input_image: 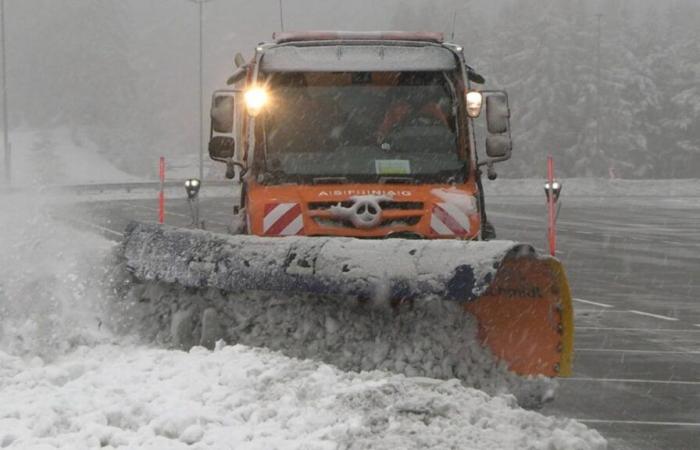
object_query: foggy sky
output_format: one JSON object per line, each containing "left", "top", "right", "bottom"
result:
{"left": 2, "top": 0, "right": 699, "bottom": 178}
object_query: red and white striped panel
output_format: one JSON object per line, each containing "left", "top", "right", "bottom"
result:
{"left": 263, "top": 203, "right": 305, "bottom": 236}
{"left": 430, "top": 203, "right": 471, "bottom": 236}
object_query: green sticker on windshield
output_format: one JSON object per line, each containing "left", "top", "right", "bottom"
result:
{"left": 375, "top": 160, "right": 411, "bottom": 175}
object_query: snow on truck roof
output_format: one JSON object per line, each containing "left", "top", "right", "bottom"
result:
{"left": 272, "top": 31, "right": 445, "bottom": 44}
{"left": 261, "top": 32, "right": 457, "bottom": 72}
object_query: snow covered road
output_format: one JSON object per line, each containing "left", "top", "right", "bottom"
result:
{"left": 0, "top": 189, "right": 608, "bottom": 449}
{"left": 50, "top": 178, "right": 700, "bottom": 450}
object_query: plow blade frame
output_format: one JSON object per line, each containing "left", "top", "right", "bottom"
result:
{"left": 122, "top": 222, "right": 573, "bottom": 377}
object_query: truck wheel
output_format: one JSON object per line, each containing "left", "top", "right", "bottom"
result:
{"left": 482, "top": 221, "right": 497, "bottom": 240}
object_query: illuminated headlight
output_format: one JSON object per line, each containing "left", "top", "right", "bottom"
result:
{"left": 244, "top": 87, "right": 268, "bottom": 116}
{"left": 466, "top": 91, "right": 483, "bottom": 118}
{"left": 185, "top": 178, "right": 201, "bottom": 199}
{"left": 545, "top": 181, "right": 562, "bottom": 191}
{"left": 544, "top": 180, "right": 563, "bottom": 200}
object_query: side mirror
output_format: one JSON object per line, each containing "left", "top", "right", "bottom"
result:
{"left": 234, "top": 52, "right": 246, "bottom": 68}
{"left": 484, "top": 92, "right": 512, "bottom": 159}
{"left": 211, "top": 94, "right": 234, "bottom": 133}
{"left": 486, "top": 135, "right": 512, "bottom": 158}
{"left": 209, "top": 89, "right": 244, "bottom": 179}
{"left": 486, "top": 93, "right": 510, "bottom": 134}
{"left": 209, "top": 136, "right": 235, "bottom": 160}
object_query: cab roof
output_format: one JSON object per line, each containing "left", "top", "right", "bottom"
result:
{"left": 272, "top": 31, "right": 444, "bottom": 44}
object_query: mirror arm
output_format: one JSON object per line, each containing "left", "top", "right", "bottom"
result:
{"left": 210, "top": 154, "right": 245, "bottom": 179}
{"left": 477, "top": 154, "right": 512, "bottom": 180}
{"left": 475, "top": 162, "right": 497, "bottom": 181}
{"left": 224, "top": 159, "right": 246, "bottom": 180}
{"left": 477, "top": 154, "right": 510, "bottom": 168}
{"left": 486, "top": 162, "right": 497, "bottom": 180}
{"left": 226, "top": 66, "right": 248, "bottom": 85}
{"left": 467, "top": 70, "right": 485, "bottom": 84}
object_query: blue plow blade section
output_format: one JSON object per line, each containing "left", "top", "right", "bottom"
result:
{"left": 121, "top": 221, "right": 521, "bottom": 305}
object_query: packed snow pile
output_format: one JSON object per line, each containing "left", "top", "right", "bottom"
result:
{"left": 0, "top": 344, "right": 606, "bottom": 450}
{"left": 114, "top": 223, "right": 554, "bottom": 407}
{"left": 112, "top": 279, "right": 554, "bottom": 408}
{"left": 0, "top": 192, "right": 113, "bottom": 358}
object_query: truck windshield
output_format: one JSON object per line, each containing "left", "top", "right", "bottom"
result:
{"left": 260, "top": 71, "right": 465, "bottom": 184}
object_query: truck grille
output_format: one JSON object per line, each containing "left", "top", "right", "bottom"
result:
{"left": 308, "top": 200, "right": 424, "bottom": 229}
{"left": 312, "top": 216, "right": 422, "bottom": 228}
{"left": 308, "top": 201, "right": 424, "bottom": 211}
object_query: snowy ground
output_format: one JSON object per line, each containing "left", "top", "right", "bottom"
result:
{"left": 57, "top": 181, "right": 700, "bottom": 449}
{"left": 0, "top": 177, "right": 608, "bottom": 447}
{"left": 0, "top": 343, "right": 605, "bottom": 450}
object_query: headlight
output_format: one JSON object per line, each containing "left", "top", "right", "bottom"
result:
{"left": 185, "top": 178, "right": 201, "bottom": 199}
{"left": 244, "top": 87, "right": 268, "bottom": 116}
{"left": 544, "top": 180, "right": 562, "bottom": 201}
{"left": 466, "top": 91, "right": 483, "bottom": 118}
{"left": 545, "top": 181, "right": 562, "bottom": 191}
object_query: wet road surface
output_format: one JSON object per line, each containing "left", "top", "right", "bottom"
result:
{"left": 487, "top": 193, "right": 700, "bottom": 450}
{"left": 63, "top": 189, "right": 700, "bottom": 450}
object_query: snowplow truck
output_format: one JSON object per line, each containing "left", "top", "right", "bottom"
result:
{"left": 119, "top": 32, "right": 573, "bottom": 399}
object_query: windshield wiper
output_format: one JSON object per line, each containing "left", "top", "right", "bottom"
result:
{"left": 312, "top": 176, "right": 349, "bottom": 185}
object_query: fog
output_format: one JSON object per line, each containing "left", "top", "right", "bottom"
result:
{"left": 2, "top": 0, "right": 699, "bottom": 180}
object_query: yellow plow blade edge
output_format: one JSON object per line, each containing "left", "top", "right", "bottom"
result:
{"left": 465, "top": 256, "right": 574, "bottom": 377}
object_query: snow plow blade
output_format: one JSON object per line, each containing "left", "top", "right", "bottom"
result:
{"left": 117, "top": 222, "right": 572, "bottom": 380}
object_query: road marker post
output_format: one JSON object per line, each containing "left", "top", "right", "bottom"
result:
{"left": 544, "top": 155, "right": 561, "bottom": 257}
{"left": 159, "top": 156, "right": 165, "bottom": 224}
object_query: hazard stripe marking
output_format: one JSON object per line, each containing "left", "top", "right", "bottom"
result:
{"left": 431, "top": 204, "right": 468, "bottom": 236}
{"left": 263, "top": 203, "right": 296, "bottom": 232}
{"left": 430, "top": 213, "right": 453, "bottom": 235}
{"left": 439, "top": 201, "right": 471, "bottom": 232}
{"left": 279, "top": 214, "right": 304, "bottom": 236}
{"left": 264, "top": 203, "right": 303, "bottom": 236}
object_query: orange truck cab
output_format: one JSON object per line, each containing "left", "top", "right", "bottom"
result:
{"left": 209, "top": 31, "right": 513, "bottom": 240}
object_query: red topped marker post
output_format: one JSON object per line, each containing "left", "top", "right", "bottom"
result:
{"left": 159, "top": 156, "right": 165, "bottom": 224}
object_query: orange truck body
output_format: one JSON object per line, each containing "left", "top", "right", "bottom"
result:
{"left": 235, "top": 33, "right": 486, "bottom": 240}
{"left": 247, "top": 182, "right": 481, "bottom": 238}
{"left": 209, "top": 31, "right": 573, "bottom": 378}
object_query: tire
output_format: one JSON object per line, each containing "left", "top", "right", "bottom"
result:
{"left": 482, "top": 220, "right": 497, "bottom": 240}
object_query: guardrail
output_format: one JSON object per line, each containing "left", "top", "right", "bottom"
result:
{"left": 0, "top": 180, "right": 233, "bottom": 195}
